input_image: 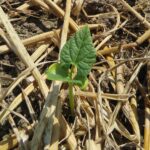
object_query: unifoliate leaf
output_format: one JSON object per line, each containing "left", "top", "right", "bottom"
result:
{"left": 81, "top": 78, "right": 88, "bottom": 90}
{"left": 46, "top": 63, "right": 82, "bottom": 84}
{"left": 60, "top": 26, "right": 96, "bottom": 84}
{"left": 46, "top": 63, "right": 68, "bottom": 81}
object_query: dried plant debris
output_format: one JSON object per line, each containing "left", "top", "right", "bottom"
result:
{"left": 0, "top": 0, "right": 150, "bottom": 149}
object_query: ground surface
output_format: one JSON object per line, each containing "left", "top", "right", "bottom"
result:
{"left": 0, "top": 0, "right": 150, "bottom": 150}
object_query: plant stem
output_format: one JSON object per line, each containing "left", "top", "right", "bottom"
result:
{"left": 69, "top": 82, "right": 74, "bottom": 113}
{"left": 69, "top": 66, "right": 75, "bottom": 113}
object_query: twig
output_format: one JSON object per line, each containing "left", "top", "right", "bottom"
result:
{"left": 0, "top": 24, "right": 96, "bottom": 54}
{"left": 106, "top": 65, "right": 124, "bottom": 134}
{"left": 31, "top": 1, "right": 79, "bottom": 149}
{"left": 21, "top": 87, "right": 37, "bottom": 124}
{"left": 0, "top": 124, "right": 34, "bottom": 150}
{"left": 0, "top": 7, "right": 49, "bottom": 99}
{"left": 0, "top": 7, "right": 62, "bottom": 150}
{"left": 8, "top": 115, "right": 26, "bottom": 150}
{"left": 45, "top": 0, "right": 72, "bottom": 149}
{"left": 119, "top": 0, "right": 150, "bottom": 28}
{"left": 144, "top": 62, "right": 150, "bottom": 150}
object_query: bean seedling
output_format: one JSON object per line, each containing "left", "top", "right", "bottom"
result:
{"left": 46, "top": 26, "right": 96, "bottom": 113}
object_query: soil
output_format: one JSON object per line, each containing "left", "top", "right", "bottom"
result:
{"left": 0, "top": 0, "right": 150, "bottom": 150}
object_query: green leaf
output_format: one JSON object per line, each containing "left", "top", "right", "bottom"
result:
{"left": 46, "top": 63, "right": 82, "bottom": 85}
{"left": 46, "top": 63, "right": 68, "bottom": 81}
{"left": 80, "top": 78, "right": 88, "bottom": 90}
{"left": 60, "top": 26, "right": 96, "bottom": 84}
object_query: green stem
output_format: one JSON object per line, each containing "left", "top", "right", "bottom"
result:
{"left": 69, "top": 66, "right": 75, "bottom": 113}
{"left": 69, "top": 82, "right": 74, "bottom": 113}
